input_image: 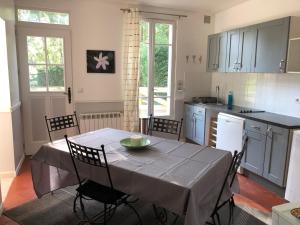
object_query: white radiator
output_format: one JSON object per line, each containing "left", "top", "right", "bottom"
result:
{"left": 79, "top": 112, "right": 123, "bottom": 133}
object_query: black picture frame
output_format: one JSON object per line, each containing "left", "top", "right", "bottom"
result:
{"left": 86, "top": 50, "right": 115, "bottom": 73}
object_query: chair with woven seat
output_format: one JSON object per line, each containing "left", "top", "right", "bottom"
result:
{"left": 65, "top": 135, "right": 142, "bottom": 225}
{"left": 147, "top": 114, "right": 183, "bottom": 141}
{"left": 206, "top": 136, "right": 249, "bottom": 225}
{"left": 45, "top": 111, "right": 80, "bottom": 142}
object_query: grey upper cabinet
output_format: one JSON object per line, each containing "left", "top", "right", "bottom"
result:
{"left": 239, "top": 26, "right": 258, "bottom": 72}
{"left": 254, "top": 17, "right": 290, "bottom": 73}
{"left": 218, "top": 32, "right": 228, "bottom": 72}
{"left": 207, "top": 34, "right": 219, "bottom": 72}
{"left": 207, "top": 33, "right": 227, "bottom": 72}
{"left": 207, "top": 16, "right": 294, "bottom": 73}
{"left": 227, "top": 30, "right": 241, "bottom": 72}
{"left": 263, "top": 125, "right": 289, "bottom": 186}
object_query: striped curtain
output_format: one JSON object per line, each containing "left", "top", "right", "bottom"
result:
{"left": 122, "top": 9, "right": 140, "bottom": 132}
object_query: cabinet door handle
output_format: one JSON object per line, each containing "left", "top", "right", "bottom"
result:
{"left": 251, "top": 125, "right": 261, "bottom": 130}
{"left": 279, "top": 60, "right": 285, "bottom": 72}
{"left": 267, "top": 127, "right": 273, "bottom": 136}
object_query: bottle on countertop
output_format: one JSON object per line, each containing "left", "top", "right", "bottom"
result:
{"left": 227, "top": 91, "right": 233, "bottom": 110}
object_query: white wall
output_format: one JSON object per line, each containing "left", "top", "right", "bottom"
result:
{"left": 15, "top": 0, "right": 214, "bottom": 116}
{"left": 211, "top": 0, "right": 300, "bottom": 118}
{"left": 0, "top": 0, "right": 24, "bottom": 178}
{"left": 177, "top": 13, "right": 213, "bottom": 101}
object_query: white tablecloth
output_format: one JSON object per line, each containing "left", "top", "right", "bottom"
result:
{"left": 31, "top": 128, "right": 233, "bottom": 225}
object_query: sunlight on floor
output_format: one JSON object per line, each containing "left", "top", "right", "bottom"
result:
{"left": 0, "top": 177, "right": 14, "bottom": 204}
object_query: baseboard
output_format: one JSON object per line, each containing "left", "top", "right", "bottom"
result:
{"left": 0, "top": 154, "right": 25, "bottom": 178}
{"left": 15, "top": 154, "right": 25, "bottom": 176}
{"left": 0, "top": 203, "right": 3, "bottom": 216}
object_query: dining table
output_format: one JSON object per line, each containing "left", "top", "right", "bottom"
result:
{"left": 31, "top": 128, "right": 234, "bottom": 225}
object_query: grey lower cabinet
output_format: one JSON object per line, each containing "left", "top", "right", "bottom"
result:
{"left": 184, "top": 104, "right": 206, "bottom": 145}
{"left": 185, "top": 104, "right": 194, "bottom": 140}
{"left": 263, "top": 125, "right": 289, "bottom": 186}
{"left": 193, "top": 106, "right": 206, "bottom": 144}
{"left": 242, "top": 119, "right": 290, "bottom": 187}
{"left": 243, "top": 130, "right": 266, "bottom": 176}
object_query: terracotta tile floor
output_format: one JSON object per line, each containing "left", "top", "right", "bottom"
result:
{"left": 0, "top": 158, "right": 288, "bottom": 224}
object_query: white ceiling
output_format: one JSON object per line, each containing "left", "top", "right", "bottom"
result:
{"left": 114, "top": 0, "right": 250, "bottom": 13}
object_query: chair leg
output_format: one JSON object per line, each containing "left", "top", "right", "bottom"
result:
{"left": 73, "top": 193, "right": 79, "bottom": 212}
{"left": 228, "top": 198, "right": 235, "bottom": 225}
{"left": 216, "top": 212, "right": 221, "bottom": 225}
{"left": 125, "top": 201, "right": 143, "bottom": 225}
{"left": 152, "top": 204, "right": 167, "bottom": 225}
{"left": 172, "top": 214, "right": 179, "bottom": 225}
{"left": 104, "top": 203, "right": 107, "bottom": 225}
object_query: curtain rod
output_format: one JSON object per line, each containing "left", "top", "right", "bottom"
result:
{"left": 120, "top": 8, "right": 188, "bottom": 18}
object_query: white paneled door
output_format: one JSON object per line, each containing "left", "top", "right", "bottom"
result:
{"left": 17, "top": 26, "right": 73, "bottom": 155}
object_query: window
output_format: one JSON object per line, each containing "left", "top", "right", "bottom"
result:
{"left": 17, "top": 9, "right": 69, "bottom": 25}
{"left": 27, "top": 36, "right": 65, "bottom": 92}
{"left": 139, "top": 20, "right": 175, "bottom": 118}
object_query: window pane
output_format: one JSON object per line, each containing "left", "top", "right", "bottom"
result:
{"left": 155, "top": 23, "right": 172, "bottom": 45}
{"left": 18, "top": 9, "right": 69, "bottom": 25}
{"left": 29, "top": 65, "right": 46, "bottom": 92}
{"left": 140, "top": 21, "right": 149, "bottom": 44}
{"left": 27, "top": 36, "right": 45, "bottom": 64}
{"left": 48, "top": 65, "right": 65, "bottom": 92}
{"left": 154, "top": 45, "right": 170, "bottom": 88}
{"left": 153, "top": 97, "right": 170, "bottom": 116}
{"left": 139, "top": 95, "right": 149, "bottom": 118}
{"left": 47, "top": 37, "right": 64, "bottom": 64}
{"left": 139, "top": 21, "right": 149, "bottom": 118}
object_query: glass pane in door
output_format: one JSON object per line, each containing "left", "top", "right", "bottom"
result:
{"left": 48, "top": 65, "right": 65, "bottom": 91}
{"left": 46, "top": 37, "right": 64, "bottom": 64}
{"left": 29, "top": 65, "right": 47, "bottom": 92}
{"left": 154, "top": 23, "right": 173, "bottom": 116}
{"left": 27, "top": 36, "right": 45, "bottom": 64}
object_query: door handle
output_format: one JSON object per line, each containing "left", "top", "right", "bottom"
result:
{"left": 65, "top": 87, "right": 72, "bottom": 104}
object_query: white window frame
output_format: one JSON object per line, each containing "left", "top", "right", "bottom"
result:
{"left": 140, "top": 18, "right": 176, "bottom": 119}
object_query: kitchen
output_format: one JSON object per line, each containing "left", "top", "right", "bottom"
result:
{"left": 2, "top": 0, "right": 300, "bottom": 224}
{"left": 185, "top": 14, "right": 300, "bottom": 225}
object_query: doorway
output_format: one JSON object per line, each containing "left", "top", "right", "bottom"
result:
{"left": 17, "top": 26, "right": 73, "bottom": 155}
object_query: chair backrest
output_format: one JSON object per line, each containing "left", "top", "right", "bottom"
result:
{"left": 147, "top": 114, "right": 183, "bottom": 141}
{"left": 212, "top": 136, "right": 248, "bottom": 214}
{"left": 45, "top": 111, "right": 80, "bottom": 142}
{"left": 64, "top": 135, "right": 114, "bottom": 189}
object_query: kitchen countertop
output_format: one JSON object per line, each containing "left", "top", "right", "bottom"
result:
{"left": 185, "top": 102, "right": 300, "bottom": 129}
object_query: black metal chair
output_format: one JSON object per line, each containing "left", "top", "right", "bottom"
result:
{"left": 206, "top": 136, "right": 249, "bottom": 225}
{"left": 65, "top": 135, "right": 142, "bottom": 225}
{"left": 45, "top": 111, "right": 80, "bottom": 142}
{"left": 147, "top": 114, "right": 183, "bottom": 141}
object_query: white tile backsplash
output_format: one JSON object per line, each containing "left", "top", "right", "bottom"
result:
{"left": 211, "top": 72, "right": 300, "bottom": 118}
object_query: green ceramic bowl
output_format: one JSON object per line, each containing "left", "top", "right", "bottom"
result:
{"left": 120, "top": 137, "right": 151, "bottom": 150}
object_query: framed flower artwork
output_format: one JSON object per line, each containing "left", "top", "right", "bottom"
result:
{"left": 86, "top": 50, "right": 115, "bottom": 73}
